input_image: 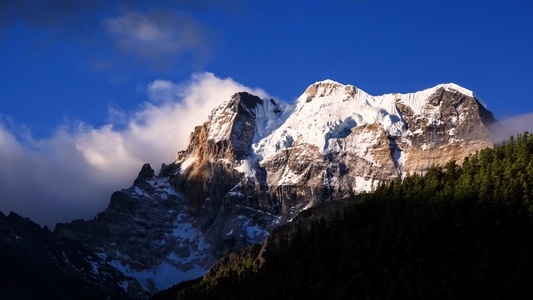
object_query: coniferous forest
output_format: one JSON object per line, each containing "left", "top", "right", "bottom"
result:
{"left": 153, "top": 132, "right": 533, "bottom": 300}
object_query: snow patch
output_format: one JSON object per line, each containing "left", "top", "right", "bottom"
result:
{"left": 392, "top": 149, "right": 408, "bottom": 177}
{"left": 109, "top": 259, "right": 207, "bottom": 292}
{"left": 278, "top": 168, "right": 301, "bottom": 185}
{"left": 238, "top": 215, "right": 269, "bottom": 244}
{"left": 234, "top": 159, "right": 256, "bottom": 178}
{"left": 171, "top": 219, "right": 200, "bottom": 241}
{"left": 179, "top": 157, "right": 195, "bottom": 172}
{"left": 448, "top": 128, "right": 456, "bottom": 136}
{"left": 228, "top": 191, "right": 244, "bottom": 198}
{"left": 353, "top": 176, "right": 377, "bottom": 192}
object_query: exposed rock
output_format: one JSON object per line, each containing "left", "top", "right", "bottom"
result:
{"left": 396, "top": 86, "right": 495, "bottom": 174}
{"left": 134, "top": 163, "right": 155, "bottom": 185}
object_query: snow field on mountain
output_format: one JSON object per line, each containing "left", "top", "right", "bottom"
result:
{"left": 109, "top": 256, "right": 206, "bottom": 292}
{"left": 252, "top": 80, "right": 406, "bottom": 159}
{"left": 248, "top": 80, "right": 479, "bottom": 162}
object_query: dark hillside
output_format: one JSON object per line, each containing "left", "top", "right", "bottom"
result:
{"left": 0, "top": 212, "right": 129, "bottom": 300}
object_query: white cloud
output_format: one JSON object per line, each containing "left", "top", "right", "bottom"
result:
{"left": 104, "top": 9, "right": 211, "bottom": 67}
{"left": 0, "top": 72, "right": 269, "bottom": 227}
{"left": 0, "top": 125, "right": 120, "bottom": 226}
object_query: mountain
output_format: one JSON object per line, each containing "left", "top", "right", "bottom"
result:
{"left": 153, "top": 133, "right": 533, "bottom": 299}
{"left": 0, "top": 80, "right": 496, "bottom": 298}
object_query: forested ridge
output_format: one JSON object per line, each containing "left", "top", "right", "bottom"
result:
{"left": 154, "top": 132, "right": 533, "bottom": 300}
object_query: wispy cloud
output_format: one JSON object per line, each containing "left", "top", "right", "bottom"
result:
{"left": 490, "top": 113, "right": 533, "bottom": 143}
{"left": 104, "top": 9, "right": 212, "bottom": 68}
{"left": 0, "top": 73, "right": 269, "bottom": 227}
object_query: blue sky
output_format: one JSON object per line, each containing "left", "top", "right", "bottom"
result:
{"left": 1, "top": 0, "right": 532, "bottom": 225}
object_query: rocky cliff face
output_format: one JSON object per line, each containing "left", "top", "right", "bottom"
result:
{"left": 0, "top": 211, "right": 130, "bottom": 299}
{"left": 23, "top": 81, "right": 496, "bottom": 298}
{"left": 395, "top": 84, "right": 495, "bottom": 174}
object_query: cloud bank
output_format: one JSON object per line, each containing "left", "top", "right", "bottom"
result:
{"left": 0, "top": 73, "right": 269, "bottom": 227}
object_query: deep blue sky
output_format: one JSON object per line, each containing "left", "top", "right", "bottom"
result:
{"left": 1, "top": 0, "right": 532, "bottom": 137}
{"left": 0, "top": 0, "right": 532, "bottom": 225}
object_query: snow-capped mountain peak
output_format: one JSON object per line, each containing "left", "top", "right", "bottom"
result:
{"left": 301, "top": 79, "right": 364, "bottom": 104}
{"left": 22, "top": 80, "right": 496, "bottom": 298}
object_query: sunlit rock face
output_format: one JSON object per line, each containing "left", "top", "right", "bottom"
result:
{"left": 54, "top": 81, "right": 496, "bottom": 298}
{"left": 394, "top": 85, "right": 495, "bottom": 175}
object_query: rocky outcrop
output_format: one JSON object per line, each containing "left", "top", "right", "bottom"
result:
{"left": 396, "top": 86, "right": 495, "bottom": 174}
{"left": 0, "top": 211, "right": 130, "bottom": 299}
{"left": 55, "top": 165, "right": 216, "bottom": 298}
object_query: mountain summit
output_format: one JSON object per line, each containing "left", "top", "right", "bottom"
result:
{"left": 2, "top": 81, "right": 496, "bottom": 298}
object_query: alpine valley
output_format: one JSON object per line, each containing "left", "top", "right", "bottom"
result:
{"left": 0, "top": 80, "right": 497, "bottom": 299}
